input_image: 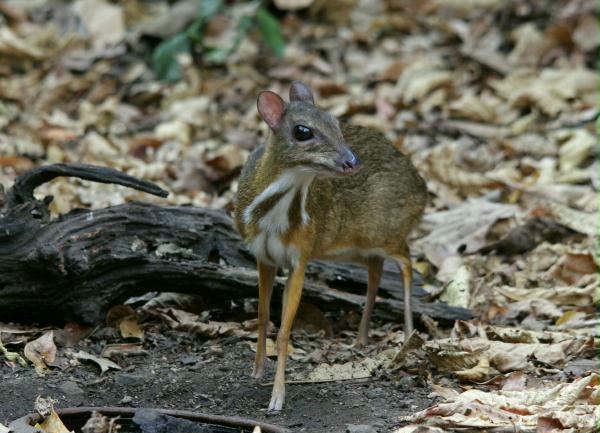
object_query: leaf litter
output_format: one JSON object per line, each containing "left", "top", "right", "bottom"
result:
{"left": 0, "top": 0, "right": 598, "bottom": 431}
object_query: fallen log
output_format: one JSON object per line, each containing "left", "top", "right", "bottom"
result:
{"left": 0, "top": 164, "right": 471, "bottom": 325}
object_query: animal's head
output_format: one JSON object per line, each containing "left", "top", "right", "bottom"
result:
{"left": 257, "top": 81, "right": 362, "bottom": 177}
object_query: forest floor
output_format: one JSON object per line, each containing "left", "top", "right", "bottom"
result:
{"left": 1, "top": 321, "right": 435, "bottom": 433}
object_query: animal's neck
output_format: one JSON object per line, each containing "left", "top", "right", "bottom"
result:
{"left": 243, "top": 150, "right": 314, "bottom": 234}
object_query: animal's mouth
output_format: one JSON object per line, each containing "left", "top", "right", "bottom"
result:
{"left": 335, "top": 150, "right": 362, "bottom": 176}
{"left": 309, "top": 163, "right": 362, "bottom": 177}
{"left": 334, "top": 161, "right": 362, "bottom": 176}
{"left": 307, "top": 151, "right": 363, "bottom": 177}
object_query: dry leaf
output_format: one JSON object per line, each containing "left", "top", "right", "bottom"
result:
{"left": 0, "top": 337, "right": 27, "bottom": 366}
{"left": 72, "top": 0, "right": 125, "bottom": 50}
{"left": 24, "top": 331, "right": 57, "bottom": 376}
{"left": 454, "top": 356, "right": 490, "bottom": 381}
{"left": 549, "top": 252, "right": 599, "bottom": 285}
{"left": 573, "top": 13, "right": 600, "bottom": 51}
{"left": 81, "top": 411, "right": 109, "bottom": 433}
{"left": 274, "top": 0, "right": 314, "bottom": 10}
{"left": 100, "top": 343, "right": 147, "bottom": 358}
{"left": 439, "top": 265, "right": 472, "bottom": 308}
{"left": 34, "top": 396, "right": 57, "bottom": 417}
{"left": 426, "top": 338, "right": 489, "bottom": 373}
{"left": 483, "top": 324, "right": 586, "bottom": 344}
{"left": 39, "top": 410, "right": 72, "bottom": 433}
{"left": 426, "top": 336, "right": 595, "bottom": 373}
{"left": 556, "top": 310, "right": 582, "bottom": 327}
{"left": 393, "top": 426, "right": 445, "bottom": 433}
{"left": 205, "top": 144, "right": 248, "bottom": 174}
{"left": 0, "top": 27, "right": 44, "bottom": 60}
{"left": 392, "top": 330, "right": 424, "bottom": 368}
{"left": 430, "top": 383, "right": 460, "bottom": 400}
{"left": 402, "top": 373, "right": 598, "bottom": 431}
{"left": 151, "top": 308, "right": 253, "bottom": 338}
{"left": 293, "top": 303, "right": 333, "bottom": 336}
{"left": 491, "top": 68, "right": 599, "bottom": 116}
{"left": 396, "top": 58, "right": 453, "bottom": 104}
{"left": 119, "top": 317, "right": 143, "bottom": 339}
{"left": 0, "top": 323, "right": 43, "bottom": 343}
{"left": 106, "top": 305, "right": 144, "bottom": 340}
{"left": 496, "top": 285, "right": 598, "bottom": 307}
{"left": 532, "top": 198, "right": 599, "bottom": 236}
{"left": 434, "top": 0, "right": 505, "bottom": 10}
{"left": 54, "top": 322, "right": 91, "bottom": 348}
{"left": 508, "top": 23, "right": 555, "bottom": 67}
{"left": 557, "top": 129, "right": 597, "bottom": 172}
{"left": 419, "top": 199, "right": 517, "bottom": 267}
{"left": 420, "top": 142, "right": 511, "bottom": 193}
{"left": 248, "top": 338, "right": 295, "bottom": 358}
{"left": 70, "top": 350, "right": 122, "bottom": 373}
{"left": 497, "top": 371, "right": 530, "bottom": 391}
{"left": 293, "top": 350, "right": 394, "bottom": 383}
{"left": 154, "top": 119, "right": 191, "bottom": 145}
{"left": 447, "top": 91, "right": 499, "bottom": 123}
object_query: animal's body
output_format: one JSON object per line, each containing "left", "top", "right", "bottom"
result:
{"left": 237, "top": 124, "right": 425, "bottom": 267}
{"left": 234, "top": 81, "right": 427, "bottom": 411}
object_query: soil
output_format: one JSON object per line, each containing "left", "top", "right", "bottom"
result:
{"left": 0, "top": 323, "right": 436, "bottom": 433}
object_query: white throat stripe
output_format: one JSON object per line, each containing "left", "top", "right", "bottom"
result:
{"left": 243, "top": 169, "right": 314, "bottom": 231}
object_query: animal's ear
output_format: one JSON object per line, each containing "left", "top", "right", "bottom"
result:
{"left": 289, "top": 80, "right": 314, "bottom": 105}
{"left": 257, "top": 91, "right": 286, "bottom": 129}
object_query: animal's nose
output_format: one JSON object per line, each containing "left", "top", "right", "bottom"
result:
{"left": 340, "top": 151, "right": 362, "bottom": 174}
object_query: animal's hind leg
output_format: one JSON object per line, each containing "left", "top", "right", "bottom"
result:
{"left": 355, "top": 256, "right": 384, "bottom": 347}
{"left": 390, "top": 242, "right": 414, "bottom": 340}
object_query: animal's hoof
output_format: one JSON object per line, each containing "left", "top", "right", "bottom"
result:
{"left": 252, "top": 358, "right": 268, "bottom": 379}
{"left": 353, "top": 336, "right": 368, "bottom": 348}
{"left": 251, "top": 367, "right": 264, "bottom": 379}
{"left": 267, "top": 391, "right": 285, "bottom": 412}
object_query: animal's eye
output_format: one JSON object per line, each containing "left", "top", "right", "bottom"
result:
{"left": 293, "top": 125, "right": 313, "bottom": 141}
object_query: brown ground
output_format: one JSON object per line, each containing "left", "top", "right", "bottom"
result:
{"left": 0, "top": 323, "right": 436, "bottom": 433}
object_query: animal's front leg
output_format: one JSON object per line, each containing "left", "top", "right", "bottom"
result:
{"left": 253, "top": 261, "right": 276, "bottom": 379}
{"left": 269, "top": 258, "right": 307, "bottom": 412}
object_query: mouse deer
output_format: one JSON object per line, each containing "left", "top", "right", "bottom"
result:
{"left": 235, "top": 81, "right": 427, "bottom": 411}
